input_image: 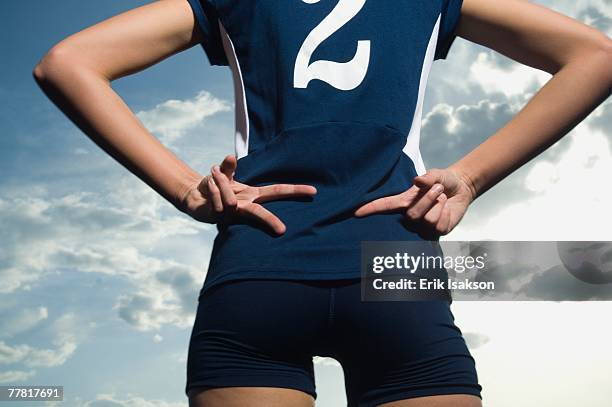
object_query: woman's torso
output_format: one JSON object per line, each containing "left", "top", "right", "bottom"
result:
{"left": 194, "top": 0, "right": 460, "bottom": 294}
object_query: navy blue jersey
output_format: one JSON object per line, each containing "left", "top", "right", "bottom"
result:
{"left": 186, "top": 0, "right": 464, "bottom": 294}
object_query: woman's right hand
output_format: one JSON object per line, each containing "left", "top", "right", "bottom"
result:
{"left": 181, "top": 155, "right": 317, "bottom": 235}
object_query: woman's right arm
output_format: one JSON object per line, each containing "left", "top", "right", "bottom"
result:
{"left": 33, "top": 0, "right": 208, "bottom": 213}
{"left": 32, "top": 0, "right": 317, "bottom": 233}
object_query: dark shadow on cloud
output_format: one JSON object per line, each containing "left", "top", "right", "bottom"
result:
{"left": 443, "top": 241, "right": 612, "bottom": 301}
{"left": 523, "top": 265, "right": 612, "bottom": 301}
{"left": 449, "top": 258, "right": 542, "bottom": 301}
{"left": 601, "top": 247, "right": 612, "bottom": 264}
{"left": 420, "top": 79, "right": 582, "bottom": 223}
{"left": 421, "top": 99, "right": 517, "bottom": 169}
{"left": 420, "top": 2, "right": 610, "bottom": 237}
{"left": 116, "top": 265, "right": 202, "bottom": 329}
{"left": 450, "top": 258, "right": 612, "bottom": 301}
{"left": 420, "top": 98, "right": 541, "bottom": 220}
{"left": 155, "top": 266, "right": 202, "bottom": 313}
{"left": 557, "top": 241, "right": 612, "bottom": 285}
{"left": 577, "top": 6, "right": 612, "bottom": 32}
{"left": 117, "top": 293, "right": 155, "bottom": 328}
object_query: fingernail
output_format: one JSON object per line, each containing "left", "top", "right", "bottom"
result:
{"left": 432, "top": 184, "right": 443, "bottom": 193}
{"left": 213, "top": 165, "right": 220, "bottom": 173}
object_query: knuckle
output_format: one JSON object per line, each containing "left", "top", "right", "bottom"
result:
{"left": 406, "top": 209, "right": 419, "bottom": 220}
{"left": 384, "top": 198, "right": 394, "bottom": 211}
{"left": 428, "top": 189, "right": 440, "bottom": 199}
{"left": 235, "top": 204, "right": 246, "bottom": 216}
{"left": 208, "top": 178, "right": 217, "bottom": 190}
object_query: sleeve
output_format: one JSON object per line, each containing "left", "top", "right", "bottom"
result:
{"left": 185, "top": 0, "right": 229, "bottom": 66}
{"left": 433, "top": 0, "right": 464, "bottom": 61}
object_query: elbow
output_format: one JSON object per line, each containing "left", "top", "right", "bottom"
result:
{"left": 582, "top": 34, "right": 612, "bottom": 90}
{"left": 32, "top": 42, "right": 81, "bottom": 86}
{"left": 561, "top": 33, "right": 612, "bottom": 92}
{"left": 597, "top": 36, "right": 612, "bottom": 91}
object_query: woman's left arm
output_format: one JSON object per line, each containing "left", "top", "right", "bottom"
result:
{"left": 355, "top": 0, "right": 611, "bottom": 237}
{"left": 448, "top": 0, "right": 612, "bottom": 199}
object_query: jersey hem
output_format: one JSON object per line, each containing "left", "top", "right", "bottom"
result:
{"left": 199, "top": 268, "right": 363, "bottom": 298}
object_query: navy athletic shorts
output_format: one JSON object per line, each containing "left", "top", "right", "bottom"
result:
{"left": 185, "top": 278, "right": 482, "bottom": 406}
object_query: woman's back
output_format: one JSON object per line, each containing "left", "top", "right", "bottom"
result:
{"left": 189, "top": 0, "right": 463, "bottom": 293}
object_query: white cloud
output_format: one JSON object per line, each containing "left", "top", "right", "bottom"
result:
{"left": 0, "top": 369, "right": 36, "bottom": 383}
{"left": 0, "top": 306, "right": 48, "bottom": 338}
{"left": 1, "top": 88, "right": 233, "bottom": 337}
{"left": 0, "top": 342, "right": 29, "bottom": 365}
{"left": 37, "top": 393, "right": 177, "bottom": 407}
{"left": 537, "top": 0, "right": 612, "bottom": 36}
{"left": 83, "top": 393, "right": 186, "bottom": 407}
{"left": 463, "top": 332, "right": 491, "bottom": 349}
{"left": 1, "top": 192, "right": 187, "bottom": 285}
{"left": 114, "top": 263, "right": 202, "bottom": 331}
{"left": 0, "top": 312, "right": 81, "bottom": 369}
{"left": 136, "top": 90, "right": 231, "bottom": 144}
{"left": 451, "top": 120, "right": 612, "bottom": 241}
{"left": 0, "top": 177, "right": 212, "bottom": 328}
{"left": 469, "top": 51, "right": 551, "bottom": 97}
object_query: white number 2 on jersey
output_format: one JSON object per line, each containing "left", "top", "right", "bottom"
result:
{"left": 293, "top": 0, "right": 371, "bottom": 91}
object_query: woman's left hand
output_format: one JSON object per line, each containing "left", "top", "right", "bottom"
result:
{"left": 353, "top": 167, "right": 477, "bottom": 239}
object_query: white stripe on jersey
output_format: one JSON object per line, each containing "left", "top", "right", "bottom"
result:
{"left": 402, "top": 13, "right": 441, "bottom": 176}
{"left": 220, "top": 22, "right": 250, "bottom": 160}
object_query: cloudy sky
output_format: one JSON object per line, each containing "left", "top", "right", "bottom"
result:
{"left": 1, "top": 0, "right": 611, "bottom": 406}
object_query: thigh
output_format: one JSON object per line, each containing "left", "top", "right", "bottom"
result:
{"left": 188, "top": 386, "right": 315, "bottom": 407}
{"left": 185, "top": 279, "right": 330, "bottom": 404}
{"left": 379, "top": 394, "right": 482, "bottom": 407}
{"left": 331, "top": 281, "right": 482, "bottom": 407}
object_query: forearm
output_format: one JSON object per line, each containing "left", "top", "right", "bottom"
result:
{"left": 449, "top": 46, "right": 612, "bottom": 199}
{"left": 33, "top": 54, "right": 203, "bottom": 212}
